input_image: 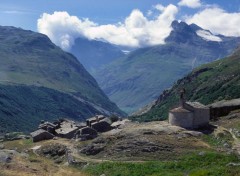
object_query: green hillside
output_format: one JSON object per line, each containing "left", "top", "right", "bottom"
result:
{"left": 0, "top": 26, "right": 125, "bottom": 133}
{"left": 131, "top": 47, "right": 240, "bottom": 121}
{"left": 0, "top": 85, "right": 100, "bottom": 134}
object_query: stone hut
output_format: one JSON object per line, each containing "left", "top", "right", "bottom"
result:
{"left": 86, "top": 115, "right": 105, "bottom": 127}
{"left": 38, "top": 122, "right": 57, "bottom": 134}
{"left": 75, "top": 127, "right": 98, "bottom": 140}
{"left": 30, "top": 129, "right": 54, "bottom": 142}
{"left": 91, "top": 118, "right": 112, "bottom": 132}
{"left": 169, "top": 89, "right": 210, "bottom": 129}
{"left": 55, "top": 120, "right": 79, "bottom": 139}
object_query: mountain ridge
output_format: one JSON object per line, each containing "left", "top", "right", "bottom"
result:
{"left": 0, "top": 25, "right": 125, "bottom": 133}
{"left": 93, "top": 21, "right": 240, "bottom": 114}
{"left": 70, "top": 37, "right": 125, "bottom": 73}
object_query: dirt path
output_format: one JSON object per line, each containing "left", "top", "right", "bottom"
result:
{"left": 69, "top": 145, "right": 145, "bottom": 163}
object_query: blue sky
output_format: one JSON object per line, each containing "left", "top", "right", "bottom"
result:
{"left": 0, "top": 0, "right": 239, "bottom": 31}
{"left": 1, "top": 0, "right": 240, "bottom": 49}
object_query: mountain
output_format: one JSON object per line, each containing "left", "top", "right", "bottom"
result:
{"left": 131, "top": 46, "right": 240, "bottom": 121}
{"left": 93, "top": 21, "right": 240, "bottom": 114}
{"left": 0, "top": 26, "right": 125, "bottom": 134}
{"left": 70, "top": 37, "right": 125, "bottom": 73}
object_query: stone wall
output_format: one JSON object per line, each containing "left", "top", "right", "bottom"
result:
{"left": 169, "top": 111, "right": 193, "bottom": 129}
{"left": 210, "top": 105, "right": 240, "bottom": 120}
{"left": 193, "top": 108, "right": 210, "bottom": 128}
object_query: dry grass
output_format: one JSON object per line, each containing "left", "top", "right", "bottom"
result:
{"left": 0, "top": 139, "right": 88, "bottom": 176}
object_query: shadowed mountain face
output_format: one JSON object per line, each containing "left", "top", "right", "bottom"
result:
{"left": 0, "top": 26, "right": 125, "bottom": 134}
{"left": 131, "top": 47, "right": 240, "bottom": 122}
{"left": 92, "top": 21, "right": 240, "bottom": 114}
{"left": 70, "top": 37, "right": 125, "bottom": 73}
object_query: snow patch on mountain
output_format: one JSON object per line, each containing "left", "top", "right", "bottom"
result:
{"left": 196, "top": 30, "right": 222, "bottom": 42}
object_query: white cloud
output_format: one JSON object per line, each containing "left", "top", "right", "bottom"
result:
{"left": 37, "top": 11, "right": 96, "bottom": 50}
{"left": 186, "top": 7, "right": 240, "bottom": 37}
{"left": 154, "top": 4, "right": 165, "bottom": 11}
{"left": 37, "top": 4, "right": 178, "bottom": 50}
{"left": 178, "top": 0, "right": 201, "bottom": 8}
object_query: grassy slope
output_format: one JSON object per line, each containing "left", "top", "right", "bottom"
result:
{"left": 94, "top": 39, "right": 239, "bottom": 114}
{"left": 0, "top": 84, "right": 100, "bottom": 134}
{"left": 131, "top": 48, "right": 240, "bottom": 122}
{"left": 0, "top": 26, "right": 125, "bottom": 133}
{"left": 84, "top": 152, "right": 240, "bottom": 176}
{"left": 0, "top": 26, "right": 122, "bottom": 113}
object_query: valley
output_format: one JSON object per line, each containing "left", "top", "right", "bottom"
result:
{"left": 92, "top": 21, "right": 240, "bottom": 113}
{"left": 0, "top": 26, "right": 125, "bottom": 134}
{"left": 0, "top": 1, "right": 240, "bottom": 175}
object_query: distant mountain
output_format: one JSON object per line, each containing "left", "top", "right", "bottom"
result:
{"left": 0, "top": 26, "right": 125, "bottom": 134}
{"left": 93, "top": 21, "right": 240, "bottom": 114}
{"left": 70, "top": 37, "right": 125, "bottom": 73}
{"left": 131, "top": 46, "right": 240, "bottom": 121}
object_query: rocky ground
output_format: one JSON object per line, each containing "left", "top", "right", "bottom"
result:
{"left": 0, "top": 111, "right": 240, "bottom": 175}
{"left": 78, "top": 121, "right": 210, "bottom": 161}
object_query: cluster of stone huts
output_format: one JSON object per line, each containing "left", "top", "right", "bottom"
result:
{"left": 31, "top": 115, "right": 113, "bottom": 142}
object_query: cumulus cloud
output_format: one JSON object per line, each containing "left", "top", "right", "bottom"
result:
{"left": 186, "top": 7, "right": 240, "bottom": 37}
{"left": 37, "top": 4, "right": 178, "bottom": 50}
{"left": 37, "top": 11, "right": 96, "bottom": 50}
{"left": 178, "top": 0, "right": 201, "bottom": 8}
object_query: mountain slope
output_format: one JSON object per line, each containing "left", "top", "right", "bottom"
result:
{"left": 131, "top": 47, "right": 240, "bottom": 121}
{"left": 0, "top": 26, "right": 125, "bottom": 133}
{"left": 0, "top": 85, "right": 100, "bottom": 134}
{"left": 70, "top": 37, "right": 124, "bottom": 73}
{"left": 93, "top": 21, "right": 240, "bottom": 113}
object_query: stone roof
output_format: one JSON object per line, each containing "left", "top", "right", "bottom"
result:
{"left": 86, "top": 115, "right": 105, "bottom": 122}
{"left": 209, "top": 98, "right": 240, "bottom": 108}
{"left": 91, "top": 119, "right": 112, "bottom": 132}
{"left": 170, "top": 107, "right": 192, "bottom": 113}
{"left": 39, "top": 122, "right": 56, "bottom": 128}
{"left": 55, "top": 127, "right": 78, "bottom": 135}
{"left": 185, "top": 101, "right": 208, "bottom": 109}
{"left": 30, "top": 129, "right": 53, "bottom": 137}
{"left": 55, "top": 121, "right": 78, "bottom": 135}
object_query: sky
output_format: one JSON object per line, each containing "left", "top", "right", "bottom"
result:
{"left": 0, "top": 0, "right": 240, "bottom": 50}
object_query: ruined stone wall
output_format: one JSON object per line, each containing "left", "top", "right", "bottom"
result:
{"left": 210, "top": 105, "right": 240, "bottom": 120}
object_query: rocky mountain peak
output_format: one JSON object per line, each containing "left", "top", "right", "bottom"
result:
{"left": 166, "top": 20, "right": 200, "bottom": 44}
{"left": 166, "top": 20, "right": 222, "bottom": 44}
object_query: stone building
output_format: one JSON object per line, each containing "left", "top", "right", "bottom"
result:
{"left": 30, "top": 129, "right": 54, "bottom": 142}
{"left": 86, "top": 115, "right": 112, "bottom": 132}
{"left": 91, "top": 118, "right": 112, "bottom": 132}
{"left": 38, "top": 122, "right": 57, "bottom": 134}
{"left": 169, "top": 89, "right": 210, "bottom": 129}
{"left": 75, "top": 127, "right": 98, "bottom": 141}
{"left": 55, "top": 120, "right": 79, "bottom": 139}
{"left": 86, "top": 115, "right": 105, "bottom": 127}
{"left": 209, "top": 98, "right": 240, "bottom": 120}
